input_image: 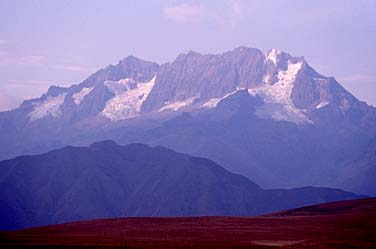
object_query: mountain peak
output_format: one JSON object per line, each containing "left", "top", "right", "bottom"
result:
{"left": 90, "top": 140, "right": 120, "bottom": 150}
{"left": 119, "top": 55, "right": 146, "bottom": 64}
{"left": 265, "top": 48, "right": 306, "bottom": 65}
{"left": 232, "top": 46, "right": 261, "bottom": 54}
{"left": 187, "top": 50, "right": 201, "bottom": 56}
{"left": 46, "top": 85, "right": 68, "bottom": 96}
{"left": 174, "top": 50, "right": 203, "bottom": 62}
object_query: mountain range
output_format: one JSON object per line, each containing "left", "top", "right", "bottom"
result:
{"left": 0, "top": 141, "right": 362, "bottom": 230}
{"left": 0, "top": 46, "right": 375, "bottom": 196}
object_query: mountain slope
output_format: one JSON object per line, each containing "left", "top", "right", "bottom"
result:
{"left": 118, "top": 93, "right": 372, "bottom": 191}
{"left": 336, "top": 138, "right": 376, "bottom": 196}
{"left": 0, "top": 141, "right": 362, "bottom": 230}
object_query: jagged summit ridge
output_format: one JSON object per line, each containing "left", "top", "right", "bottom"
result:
{"left": 4, "top": 46, "right": 367, "bottom": 126}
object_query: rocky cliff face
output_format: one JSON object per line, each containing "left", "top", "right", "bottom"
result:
{"left": 141, "top": 47, "right": 266, "bottom": 113}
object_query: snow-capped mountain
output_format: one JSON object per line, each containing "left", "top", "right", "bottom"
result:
{"left": 23, "top": 55, "right": 159, "bottom": 123}
{"left": 0, "top": 46, "right": 375, "bottom": 195}
{"left": 8, "top": 46, "right": 371, "bottom": 128}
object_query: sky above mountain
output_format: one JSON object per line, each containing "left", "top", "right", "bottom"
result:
{"left": 0, "top": 0, "right": 375, "bottom": 111}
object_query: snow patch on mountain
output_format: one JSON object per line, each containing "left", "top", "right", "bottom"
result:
{"left": 262, "top": 74, "right": 271, "bottom": 84}
{"left": 101, "top": 76, "right": 156, "bottom": 121}
{"left": 201, "top": 89, "right": 242, "bottom": 108}
{"left": 73, "top": 87, "right": 93, "bottom": 105}
{"left": 29, "top": 93, "right": 67, "bottom": 121}
{"left": 267, "top": 48, "right": 281, "bottom": 64}
{"left": 159, "top": 97, "right": 197, "bottom": 112}
{"left": 251, "top": 61, "right": 302, "bottom": 103}
{"left": 316, "top": 101, "right": 330, "bottom": 109}
{"left": 201, "top": 98, "right": 223, "bottom": 109}
{"left": 249, "top": 61, "right": 312, "bottom": 124}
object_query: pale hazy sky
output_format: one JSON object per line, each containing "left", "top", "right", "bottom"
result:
{"left": 0, "top": 0, "right": 375, "bottom": 111}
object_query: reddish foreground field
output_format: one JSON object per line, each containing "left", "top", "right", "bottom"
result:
{"left": 1, "top": 198, "right": 376, "bottom": 249}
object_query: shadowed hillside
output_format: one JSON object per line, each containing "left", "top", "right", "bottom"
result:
{"left": 0, "top": 141, "right": 363, "bottom": 230}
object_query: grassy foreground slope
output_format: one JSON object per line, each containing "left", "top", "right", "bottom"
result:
{"left": 1, "top": 198, "right": 375, "bottom": 249}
